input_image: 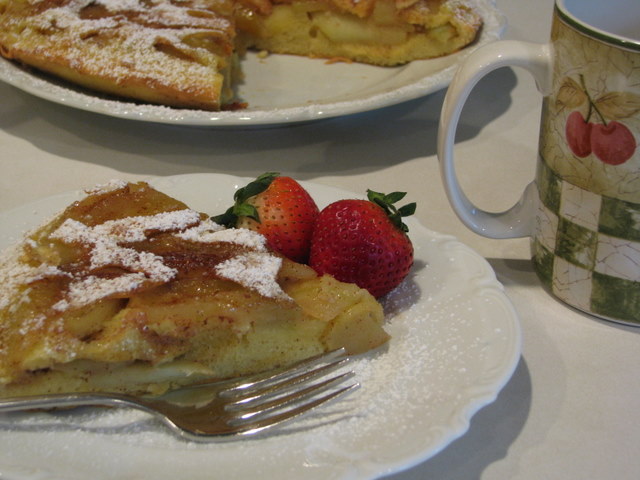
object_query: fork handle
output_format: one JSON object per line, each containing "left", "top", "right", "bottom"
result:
{"left": 0, "top": 392, "right": 142, "bottom": 413}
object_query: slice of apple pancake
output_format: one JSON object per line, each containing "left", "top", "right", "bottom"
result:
{"left": 0, "top": 181, "right": 388, "bottom": 397}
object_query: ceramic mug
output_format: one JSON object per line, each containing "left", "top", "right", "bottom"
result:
{"left": 438, "top": 0, "right": 640, "bottom": 325}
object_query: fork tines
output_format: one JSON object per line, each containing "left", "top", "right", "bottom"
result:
{"left": 220, "top": 348, "right": 359, "bottom": 436}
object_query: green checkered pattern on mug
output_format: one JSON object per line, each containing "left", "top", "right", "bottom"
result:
{"left": 532, "top": 159, "right": 640, "bottom": 324}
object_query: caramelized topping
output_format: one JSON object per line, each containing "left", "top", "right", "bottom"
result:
{"left": 0, "top": 182, "right": 291, "bottom": 324}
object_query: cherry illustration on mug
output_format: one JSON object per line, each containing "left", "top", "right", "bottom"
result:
{"left": 565, "top": 110, "right": 592, "bottom": 157}
{"left": 562, "top": 75, "right": 638, "bottom": 165}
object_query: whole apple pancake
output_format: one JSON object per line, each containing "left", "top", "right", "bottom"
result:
{"left": 0, "top": 181, "right": 389, "bottom": 397}
{"left": 0, "top": 0, "right": 482, "bottom": 110}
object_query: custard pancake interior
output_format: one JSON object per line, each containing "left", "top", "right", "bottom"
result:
{"left": 237, "top": 0, "right": 483, "bottom": 67}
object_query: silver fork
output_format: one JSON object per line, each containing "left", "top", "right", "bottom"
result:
{"left": 0, "top": 349, "right": 357, "bottom": 441}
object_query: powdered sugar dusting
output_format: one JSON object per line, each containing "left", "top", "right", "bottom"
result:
{"left": 0, "top": 184, "right": 291, "bottom": 324}
{"left": 84, "top": 179, "right": 129, "bottom": 195}
{"left": 175, "top": 219, "right": 268, "bottom": 251}
{"left": 216, "top": 252, "right": 290, "bottom": 301}
{"left": 446, "top": 0, "right": 484, "bottom": 28}
{"left": 1, "top": 0, "right": 233, "bottom": 102}
{"left": 173, "top": 218, "right": 225, "bottom": 240}
{"left": 48, "top": 216, "right": 181, "bottom": 310}
{"left": 207, "top": 228, "right": 268, "bottom": 250}
{"left": 90, "top": 209, "right": 201, "bottom": 243}
{"left": 53, "top": 273, "right": 149, "bottom": 311}
{"left": 0, "top": 261, "right": 68, "bottom": 310}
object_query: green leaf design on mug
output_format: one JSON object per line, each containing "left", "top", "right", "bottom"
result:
{"left": 556, "top": 76, "right": 587, "bottom": 110}
{"left": 557, "top": 75, "right": 640, "bottom": 121}
{"left": 595, "top": 91, "right": 640, "bottom": 121}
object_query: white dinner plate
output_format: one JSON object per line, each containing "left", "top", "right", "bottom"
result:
{"left": 0, "top": 0, "right": 505, "bottom": 126}
{"left": 0, "top": 173, "right": 521, "bottom": 479}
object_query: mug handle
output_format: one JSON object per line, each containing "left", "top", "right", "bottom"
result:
{"left": 437, "top": 40, "right": 553, "bottom": 239}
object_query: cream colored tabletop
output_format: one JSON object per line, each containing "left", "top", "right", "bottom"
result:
{"left": 1, "top": 0, "right": 639, "bottom": 478}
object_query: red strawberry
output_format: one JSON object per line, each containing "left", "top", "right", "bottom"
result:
{"left": 212, "top": 172, "right": 319, "bottom": 263}
{"left": 309, "top": 190, "right": 415, "bottom": 298}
